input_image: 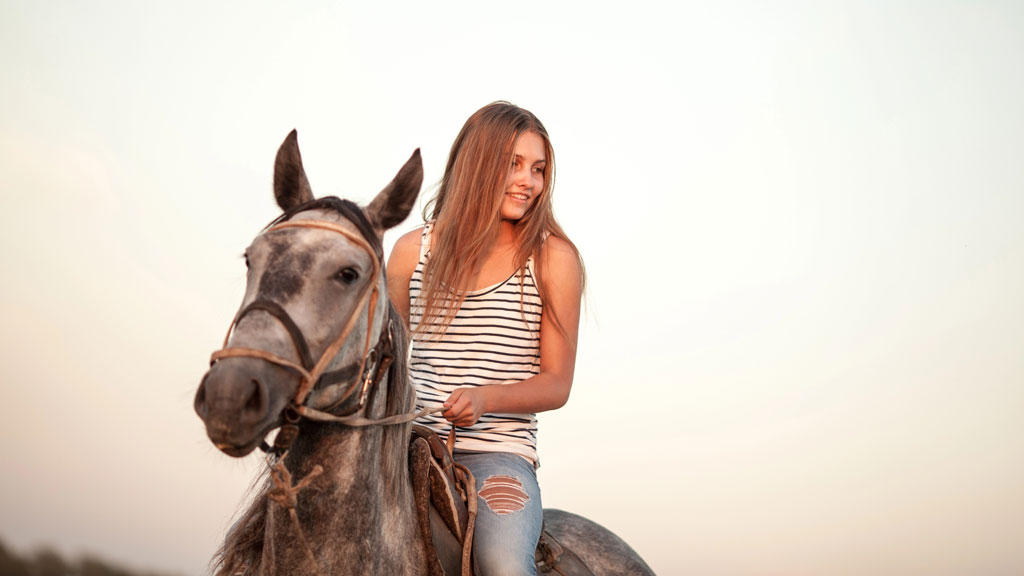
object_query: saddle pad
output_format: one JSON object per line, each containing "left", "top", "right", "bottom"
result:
{"left": 410, "top": 425, "right": 469, "bottom": 540}
{"left": 410, "top": 436, "right": 446, "bottom": 576}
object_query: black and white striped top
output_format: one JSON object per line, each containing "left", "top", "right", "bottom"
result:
{"left": 409, "top": 224, "right": 542, "bottom": 464}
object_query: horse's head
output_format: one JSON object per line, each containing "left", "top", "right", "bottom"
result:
{"left": 194, "top": 130, "right": 422, "bottom": 457}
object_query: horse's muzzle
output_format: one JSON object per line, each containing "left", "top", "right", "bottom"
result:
{"left": 195, "top": 358, "right": 295, "bottom": 457}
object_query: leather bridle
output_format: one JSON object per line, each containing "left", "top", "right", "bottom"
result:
{"left": 208, "top": 205, "right": 403, "bottom": 454}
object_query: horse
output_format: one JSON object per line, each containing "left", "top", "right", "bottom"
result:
{"left": 194, "top": 130, "right": 656, "bottom": 576}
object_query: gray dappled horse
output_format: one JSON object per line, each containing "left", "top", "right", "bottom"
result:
{"left": 194, "top": 131, "right": 655, "bottom": 576}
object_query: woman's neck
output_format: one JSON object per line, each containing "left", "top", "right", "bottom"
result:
{"left": 497, "top": 218, "right": 518, "bottom": 247}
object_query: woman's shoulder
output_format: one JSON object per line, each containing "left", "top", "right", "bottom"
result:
{"left": 386, "top": 225, "right": 426, "bottom": 276}
{"left": 394, "top": 225, "right": 426, "bottom": 250}
{"left": 538, "top": 234, "right": 579, "bottom": 266}
{"left": 536, "top": 234, "right": 583, "bottom": 288}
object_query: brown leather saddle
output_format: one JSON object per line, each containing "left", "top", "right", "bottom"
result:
{"left": 408, "top": 425, "right": 595, "bottom": 576}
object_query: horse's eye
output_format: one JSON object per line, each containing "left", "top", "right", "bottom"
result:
{"left": 244, "top": 253, "right": 250, "bottom": 269}
{"left": 336, "top": 267, "right": 359, "bottom": 285}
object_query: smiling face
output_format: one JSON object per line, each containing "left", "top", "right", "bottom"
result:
{"left": 501, "top": 130, "right": 547, "bottom": 222}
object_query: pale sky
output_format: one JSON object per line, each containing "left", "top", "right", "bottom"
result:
{"left": 1, "top": 1, "right": 1023, "bottom": 575}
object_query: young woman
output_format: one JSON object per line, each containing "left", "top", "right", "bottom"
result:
{"left": 387, "top": 101, "right": 584, "bottom": 575}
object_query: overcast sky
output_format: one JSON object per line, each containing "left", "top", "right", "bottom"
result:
{"left": 1, "top": 1, "right": 1022, "bottom": 575}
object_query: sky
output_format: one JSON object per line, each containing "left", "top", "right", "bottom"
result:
{"left": 1, "top": 1, "right": 1023, "bottom": 575}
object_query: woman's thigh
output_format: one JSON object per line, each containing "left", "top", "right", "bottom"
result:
{"left": 456, "top": 451, "right": 542, "bottom": 576}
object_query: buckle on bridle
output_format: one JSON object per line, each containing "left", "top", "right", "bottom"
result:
{"left": 358, "top": 348, "right": 379, "bottom": 398}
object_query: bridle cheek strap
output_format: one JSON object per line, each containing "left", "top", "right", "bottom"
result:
{"left": 301, "top": 284, "right": 380, "bottom": 412}
{"left": 294, "top": 283, "right": 379, "bottom": 409}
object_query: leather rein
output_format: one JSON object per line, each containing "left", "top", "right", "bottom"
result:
{"left": 209, "top": 203, "right": 436, "bottom": 455}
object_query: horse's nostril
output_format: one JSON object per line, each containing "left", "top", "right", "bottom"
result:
{"left": 245, "top": 378, "right": 268, "bottom": 416}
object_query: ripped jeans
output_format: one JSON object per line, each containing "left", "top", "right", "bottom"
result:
{"left": 456, "top": 451, "right": 543, "bottom": 576}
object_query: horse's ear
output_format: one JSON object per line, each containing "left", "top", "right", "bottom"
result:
{"left": 366, "top": 149, "right": 423, "bottom": 233}
{"left": 274, "top": 130, "right": 315, "bottom": 211}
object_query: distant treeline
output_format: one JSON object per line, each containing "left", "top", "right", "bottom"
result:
{"left": 0, "top": 537, "right": 183, "bottom": 576}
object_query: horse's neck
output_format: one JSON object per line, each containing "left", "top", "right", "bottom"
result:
{"left": 262, "top": 418, "right": 424, "bottom": 574}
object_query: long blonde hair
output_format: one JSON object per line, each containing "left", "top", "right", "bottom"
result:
{"left": 417, "top": 101, "right": 585, "bottom": 339}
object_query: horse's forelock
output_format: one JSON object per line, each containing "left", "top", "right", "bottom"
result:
{"left": 266, "top": 196, "right": 384, "bottom": 260}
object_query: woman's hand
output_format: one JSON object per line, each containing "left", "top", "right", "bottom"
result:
{"left": 443, "top": 387, "right": 490, "bottom": 427}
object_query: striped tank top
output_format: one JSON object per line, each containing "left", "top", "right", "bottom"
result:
{"left": 409, "top": 224, "right": 543, "bottom": 464}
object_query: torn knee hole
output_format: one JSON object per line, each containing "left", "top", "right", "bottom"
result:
{"left": 479, "top": 475, "right": 529, "bottom": 515}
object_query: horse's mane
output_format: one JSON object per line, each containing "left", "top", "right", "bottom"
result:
{"left": 211, "top": 244, "right": 413, "bottom": 576}
{"left": 212, "top": 474, "right": 268, "bottom": 576}
{"left": 379, "top": 308, "right": 414, "bottom": 487}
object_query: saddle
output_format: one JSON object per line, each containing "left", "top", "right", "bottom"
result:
{"left": 408, "top": 425, "right": 595, "bottom": 576}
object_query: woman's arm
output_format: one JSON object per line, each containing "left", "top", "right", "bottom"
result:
{"left": 385, "top": 227, "right": 423, "bottom": 328}
{"left": 443, "top": 235, "right": 583, "bottom": 426}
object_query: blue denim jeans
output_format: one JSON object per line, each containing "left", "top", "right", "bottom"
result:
{"left": 456, "top": 451, "right": 542, "bottom": 576}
